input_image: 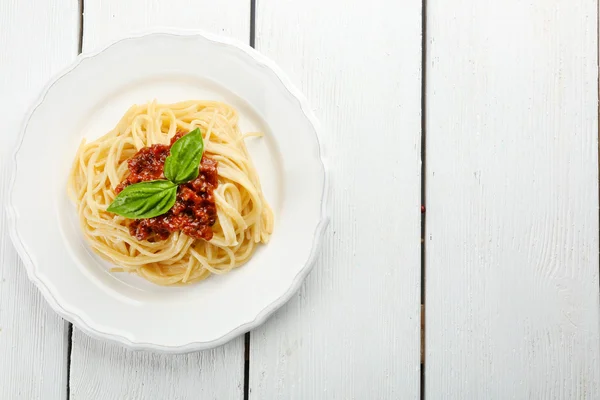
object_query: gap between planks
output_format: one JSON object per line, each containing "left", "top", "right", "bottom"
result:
{"left": 597, "top": 0, "right": 600, "bottom": 301}
{"left": 67, "top": 1, "right": 84, "bottom": 397}
{"left": 420, "top": 0, "right": 427, "bottom": 399}
{"left": 244, "top": 1, "right": 256, "bottom": 399}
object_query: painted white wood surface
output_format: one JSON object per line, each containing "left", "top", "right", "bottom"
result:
{"left": 249, "top": 1, "right": 422, "bottom": 398}
{"left": 425, "top": 0, "right": 600, "bottom": 398}
{"left": 0, "top": 1, "right": 78, "bottom": 399}
{"left": 69, "top": 1, "right": 250, "bottom": 399}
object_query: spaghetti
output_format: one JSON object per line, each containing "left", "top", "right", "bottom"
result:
{"left": 68, "top": 100, "right": 274, "bottom": 285}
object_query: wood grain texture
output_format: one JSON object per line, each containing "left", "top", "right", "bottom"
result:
{"left": 81, "top": 0, "right": 249, "bottom": 50}
{"left": 249, "top": 1, "right": 422, "bottom": 398}
{"left": 425, "top": 0, "right": 600, "bottom": 398}
{"left": 69, "top": 1, "right": 250, "bottom": 399}
{"left": 0, "top": 1, "right": 78, "bottom": 399}
{"left": 70, "top": 331, "right": 245, "bottom": 400}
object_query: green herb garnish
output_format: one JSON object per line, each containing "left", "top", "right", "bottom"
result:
{"left": 107, "top": 128, "right": 204, "bottom": 219}
{"left": 107, "top": 180, "right": 178, "bottom": 219}
{"left": 164, "top": 128, "right": 204, "bottom": 184}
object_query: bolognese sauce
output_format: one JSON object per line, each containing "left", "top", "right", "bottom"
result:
{"left": 115, "top": 132, "right": 218, "bottom": 241}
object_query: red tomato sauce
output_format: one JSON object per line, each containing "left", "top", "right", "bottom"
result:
{"left": 115, "top": 132, "right": 218, "bottom": 241}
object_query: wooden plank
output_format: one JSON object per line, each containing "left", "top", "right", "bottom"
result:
{"left": 0, "top": 1, "right": 78, "bottom": 399}
{"left": 69, "top": 337, "right": 244, "bottom": 399}
{"left": 69, "top": 1, "right": 250, "bottom": 399}
{"left": 80, "top": 0, "right": 250, "bottom": 51}
{"left": 425, "top": 0, "right": 600, "bottom": 398}
{"left": 249, "top": 1, "right": 422, "bottom": 398}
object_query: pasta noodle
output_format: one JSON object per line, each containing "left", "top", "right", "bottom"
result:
{"left": 68, "top": 100, "right": 273, "bottom": 286}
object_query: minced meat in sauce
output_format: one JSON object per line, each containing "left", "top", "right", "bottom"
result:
{"left": 115, "top": 132, "right": 218, "bottom": 241}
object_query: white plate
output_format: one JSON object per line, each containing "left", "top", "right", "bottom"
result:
{"left": 7, "top": 30, "right": 328, "bottom": 353}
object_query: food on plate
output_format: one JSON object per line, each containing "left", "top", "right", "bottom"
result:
{"left": 68, "top": 100, "right": 273, "bottom": 285}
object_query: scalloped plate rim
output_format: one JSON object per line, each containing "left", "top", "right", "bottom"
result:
{"left": 5, "top": 28, "right": 330, "bottom": 353}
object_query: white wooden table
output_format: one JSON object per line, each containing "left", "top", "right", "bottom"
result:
{"left": 1, "top": 0, "right": 598, "bottom": 398}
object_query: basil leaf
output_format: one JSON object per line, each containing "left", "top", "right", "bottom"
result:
{"left": 164, "top": 128, "right": 204, "bottom": 184}
{"left": 107, "top": 180, "right": 178, "bottom": 219}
